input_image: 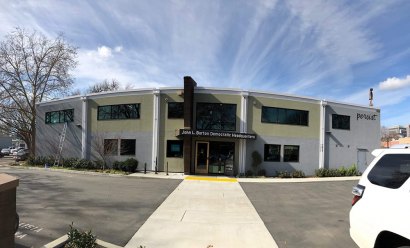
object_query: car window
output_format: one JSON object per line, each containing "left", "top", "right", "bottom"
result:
{"left": 368, "top": 154, "right": 410, "bottom": 189}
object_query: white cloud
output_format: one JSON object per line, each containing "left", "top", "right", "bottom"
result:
{"left": 379, "top": 75, "right": 410, "bottom": 91}
{"left": 114, "top": 46, "right": 123, "bottom": 52}
{"left": 97, "top": 46, "right": 112, "bottom": 58}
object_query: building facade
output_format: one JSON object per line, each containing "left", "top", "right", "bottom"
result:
{"left": 36, "top": 77, "right": 380, "bottom": 176}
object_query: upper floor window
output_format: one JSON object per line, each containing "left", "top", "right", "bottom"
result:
{"left": 261, "top": 106, "right": 308, "bottom": 126}
{"left": 98, "top": 103, "right": 140, "bottom": 120}
{"left": 196, "top": 103, "right": 236, "bottom": 131}
{"left": 332, "top": 114, "right": 350, "bottom": 130}
{"left": 168, "top": 102, "right": 184, "bottom": 119}
{"left": 45, "top": 109, "right": 74, "bottom": 124}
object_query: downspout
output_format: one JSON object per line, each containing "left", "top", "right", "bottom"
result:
{"left": 152, "top": 89, "right": 160, "bottom": 171}
{"left": 239, "top": 91, "right": 249, "bottom": 175}
{"left": 319, "top": 100, "right": 327, "bottom": 169}
{"left": 81, "top": 96, "right": 88, "bottom": 159}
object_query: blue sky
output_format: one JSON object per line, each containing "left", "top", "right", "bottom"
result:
{"left": 1, "top": 0, "right": 410, "bottom": 127}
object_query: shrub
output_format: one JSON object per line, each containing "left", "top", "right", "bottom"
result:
{"left": 27, "top": 156, "right": 55, "bottom": 166}
{"left": 276, "top": 170, "right": 291, "bottom": 178}
{"left": 276, "top": 170, "right": 305, "bottom": 178}
{"left": 315, "top": 164, "right": 360, "bottom": 177}
{"left": 112, "top": 158, "right": 138, "bottom": 173}
{"left": 257, "top": 169, "right": 266, "bottom": 177}
{"left": 245, "top": 170, "right": 254, "bottom": 177}
{"left": 65, "top": 223, "right": 96, "bottom": 248}
{"left": 291, "top": 170, "right": 305, "bottom": 178}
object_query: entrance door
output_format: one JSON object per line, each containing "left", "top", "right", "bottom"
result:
{"left": 195, "top": 142, "right": 209, "bottom": 174}
{"left": 208, "top": 142, "right": 235, "bottom": 175}
{"left": 357, "top": 149, "right": 368, "bottom": 173}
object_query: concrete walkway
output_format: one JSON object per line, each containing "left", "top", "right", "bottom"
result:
{"left": 125, "top": 177, "right": 278, "bottom": 248}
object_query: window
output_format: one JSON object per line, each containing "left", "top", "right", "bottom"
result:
{"left": 284, "top": 145, "right": 299, "bottom": 162}
{"left": 264, "top": 144, "right": 281, "bottom": 162}
{"left": 120, "top": 139, "right": 136, "bottom": 155}
{"left": 196, "top": 103, "right": 236, "bottom": 131}
{"left": 166, "top": 140, "right": 183, "bottom": 157}
{"left": 98, "top": 104, "right": 140, "bottom": 120}
{"left": 261, "top": 107, "right": 308, "bottom": 126}
{"left": 332, "top": 114, "right": 350, "bottom": 130}
{"left": 104, "top": 139, "right": 118, "bottom": 155}
{"left": 45, "top": 109, "right": 74, "bottom": 124}
{"left": 368, "top": 154, "right": 410, "bottom": 189}
{"left": 168, "top": 102, "right": 184, "bottom": 119}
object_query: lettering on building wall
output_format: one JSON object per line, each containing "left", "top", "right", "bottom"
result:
{"left": 357, "top": 113, "right": 377, "bottom": 121}
{"left": 179, "top": 129, "right": 256, "bottom": 140}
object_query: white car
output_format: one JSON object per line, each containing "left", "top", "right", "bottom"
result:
{"left": 1, "top": 146, "right": 15, "bottom": 155}
{"left": 349, "top": 145, "right": 410, "bottom": 248}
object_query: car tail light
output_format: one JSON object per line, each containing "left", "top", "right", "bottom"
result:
{"left": 352, "top": 184, "right": 365, "bottom": 206}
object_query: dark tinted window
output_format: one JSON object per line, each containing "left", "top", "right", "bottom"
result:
{"left": 45, "top": 109, "right": 74, "bottom": 124}
{"left": 120, "top": 139, "right": 136, "bottom": 155}
{"left": 332, "top": 114, "right": 350, "bottom": 130}
{"left": 264, "top": 144, "right": 280, "bottom": 162}
{"left": 284, "top": 145, "right": 300, "bottom": 162}
{"left": 368, "top": 154, "right": 410, "bottom": 189}
{"left": 166, "top": 140, "right": 183, "bottom": 157}
{"left": 98, "top": 104, "right": 140, "bottom": 120}
{"left": 261, "top": 107, "right": 308, "bottom": 126}
{"left": 196, "top": 103, "right": 236, "bottom": 131}
{"left": 104, "top": 139, "right": 118, "bottom": 155}
{"left": 168, "top": 102, "right": 184, "bottom": 118}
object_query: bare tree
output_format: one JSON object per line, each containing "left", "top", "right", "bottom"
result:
{"left": 87, "top": 79, "right": 120, "bottom": 93}
{"left": 91, "top": 132, "right": 118, "bottom": 170}
{"left": 381, "top": 126, "right": 399, "bottom": 148}
{"left": 0, "top": 28, "right": 77, "bottom": 156}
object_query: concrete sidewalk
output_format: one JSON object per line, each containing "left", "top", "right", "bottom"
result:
{"left": 125, "top": 177, "right": 278, "bottom": 248}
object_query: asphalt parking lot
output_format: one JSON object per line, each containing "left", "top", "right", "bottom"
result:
{"left": 0, "top": 162, "right": 182, "bottom": 248}
{"left": 241, "top": 181, "right": 359, "bottom": 248}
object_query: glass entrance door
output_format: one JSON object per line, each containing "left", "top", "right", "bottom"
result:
{"left": 195, "top": 142, "right": 209, "bottom": 174}
{"left": 208, "top": 142, "right": 235, "bottom": 175}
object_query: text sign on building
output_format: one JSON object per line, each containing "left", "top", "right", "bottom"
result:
{"left": 357, "top": 113, "right": 377, "bottom": 121}
{"left": 179, "top": 129, "right": 256, "bottom": 140}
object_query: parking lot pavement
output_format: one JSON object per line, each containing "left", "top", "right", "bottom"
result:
{"left": 240, "top": 181, "right": 359, "bottom": 248}
{"left": 0, "top": 166, "right": 182, "bottom": 248}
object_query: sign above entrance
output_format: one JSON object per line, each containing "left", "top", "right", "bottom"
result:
{"left": 179, "top": 129, "right": 256, "bottom": 140}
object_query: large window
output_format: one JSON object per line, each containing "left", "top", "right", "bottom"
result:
{"left": 196, "top": 103, "right": 236, "bottom": 131}
{"left": 284, "top": 145, "right": 299, "bottom": 162}
{"left": 120, "top": 139, "right": 136, "bottom": 155}
{"left": 264, "top": 144, "right": 281, "bottom": 162}
{"left": 261, "top": 106, "right": 308, "bottom": 126}
{"left": 368, "top": 154, "right": 410, "bottom": 189}
{"left": 168, "top": 102, "right": 184, "bottom": 119}
{"left": 166, "top": 140, "right": 183, "bottom": 157}
{"left": 104, "top": 139, "right": 118, "bottom": 155}
{"left": 332, "top": 114, "right": 350, "bottom": 130}
{"left": 98, "top": 104, "right": 140, "bottom": 120}
{"left": 45, "top": 109, "right": 74, "bottom": 124}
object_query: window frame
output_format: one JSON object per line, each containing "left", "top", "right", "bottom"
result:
{"left": 168, "top": 102, "right": 184, "bottom": 119}
{"left": 332, "top": 114, "right": 350, "bottom": 130}
{"left": 264, "top": 144, "right": 281, "bottom": 162}
{"left": 97, "top": 103, "right": 140, "bottom": 120}
{"left": 166, "top": 140, "right": 184, "bottom": 158}
{"left": 284, "top": 145, "right": 300, "bottom": 162}
{"left": 120, "top": 139, "right": 136, "bottom": 156}
{"left": 195, "top": 102, "right": 237, "bottom": 131}
{"left": 45, "top": 109, "right": 74, "bottom": 124}
{"left": 261, "top": 106, "right": 309, "bottom": 126}
{"left": 104, "top": 139, "right": 118, "bottom": 156}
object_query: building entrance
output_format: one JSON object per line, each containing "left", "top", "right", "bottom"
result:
{"left": 195, "top": 141, "right": 235, "bottom": 175}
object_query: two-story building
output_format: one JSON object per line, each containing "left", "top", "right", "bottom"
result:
{"left": 35, "top": 76, "right": 380, "bottom": 176}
